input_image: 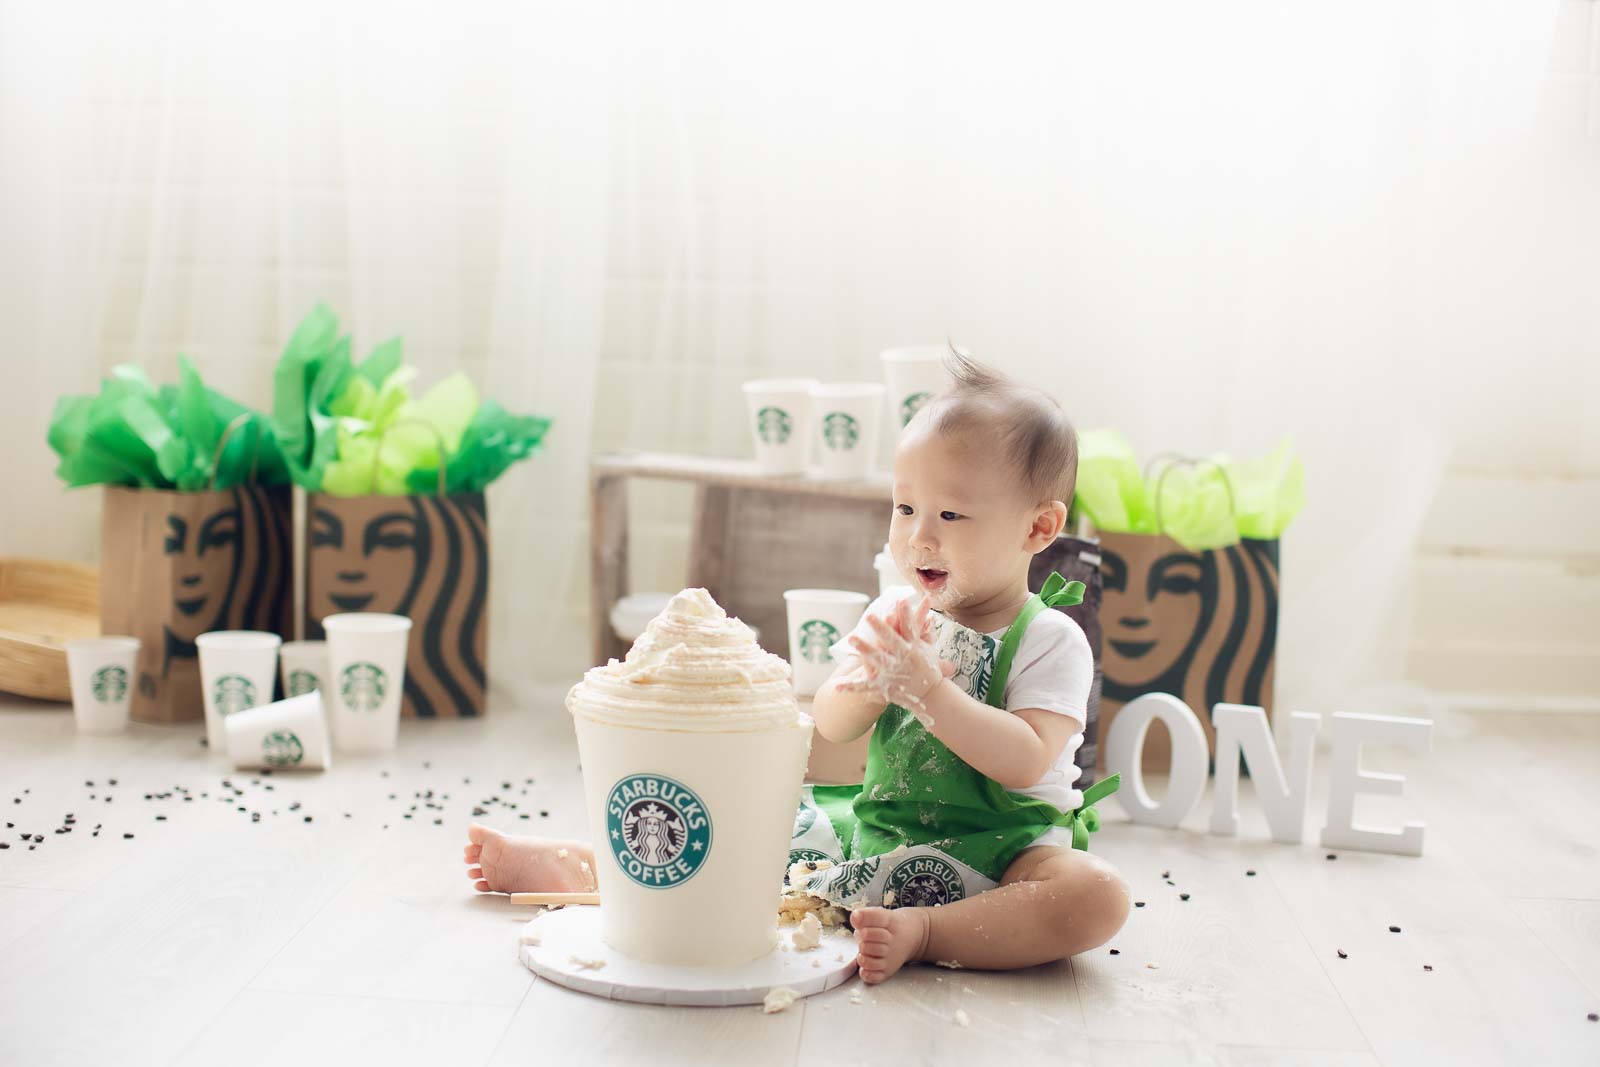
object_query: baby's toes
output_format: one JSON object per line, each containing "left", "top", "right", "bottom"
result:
{"left": 467, "top": 865, "right": 484, "bottom": 881}
{"left": 464, "top": 843, "right": 482, "bottom": 863}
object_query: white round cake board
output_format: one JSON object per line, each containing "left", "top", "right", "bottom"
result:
{"left": 517, "top": 906, "right": 859, "bottom": 1007}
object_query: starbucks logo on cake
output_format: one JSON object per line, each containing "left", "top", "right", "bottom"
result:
{"left": 262, "top": 730, "right": 305, "bottom": 768}
{"left": 606, "top": 774, "right": 713, "bottom": 889}
{"left": 821, "top": 411, "right": 859, "bottom": 451}
{"left": 899, "top": 391, "right": 932, "bottom": 427}
{"left": 797, "top": 620, "right": 840, "bottom": 664}
{"left": 91, "top": 665, "right": 128, "bottom": 704}
{"left": 755, "top": 405, "right": 792, "bottom": 445}
{"left": 340, "top": 662, "right": 387, "bottom": 713}
{"left": 213, "top": 674, "right": 256, "bottom": 718}
{"left": 886, "top": 855, "right": 966, "bottom": 908}
{"left": 286, "top": 669, "right": 319, "bottom": 698}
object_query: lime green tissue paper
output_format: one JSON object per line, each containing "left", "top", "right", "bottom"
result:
{"left": 270, "top": 302, "right": 552, "bottom": 496}
{"left": 1072, "top": 433, "right": 1305, "bottom": 550}
{"left": 47, "top": 357, "right": 289, "bottom": 491}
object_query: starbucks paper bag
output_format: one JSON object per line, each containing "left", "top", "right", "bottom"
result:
{"left": 1096, "top": 531, "right": 1280, "bottom": 772}
{"left": 100, "top": 485, "right": 294, "bottom": 723}
{"left": 304, "top": 491, "right": 488, "bottom": 718}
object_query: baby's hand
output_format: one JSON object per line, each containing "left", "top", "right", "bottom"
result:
{"left": 835, "top": 596, "right": 956, "bottom": 711}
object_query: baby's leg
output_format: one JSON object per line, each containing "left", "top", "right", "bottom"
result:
{"left": 852, "top": 846, "right": 1129, "bottom": 983}
{"left": 463, "top": 823, "right": 598, "bottom": 894}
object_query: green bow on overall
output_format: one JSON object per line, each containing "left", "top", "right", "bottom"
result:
{"left": 810, "top": 571, "right": 1121, "bottom": 885}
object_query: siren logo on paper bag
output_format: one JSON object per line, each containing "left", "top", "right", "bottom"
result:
{"left": 606, "top": 774, "right": 712, "bottom": 889}
{"left": 821, "top": 411, "right": 860, "bottom": 451}
{"left": 755, "top": 406, "right": 792, "bottom": 445}
{"left": 340, "top": 662, "right": 387, "bottom": 713}
{"left": 91, "top": 665, "right": 128, "bottom": 704}
{"left": 886, "top": 855, "right": 966, "bottom": 908}
{"left": 797, "top": 620, "right": 840, "bottom": 664}
{"left": 213, "top": 674, "right": 256, "bottom": 718}
{"left": 899, "top": 391, "right": 932, "bottom": 427}
{"left": 262, "top": 730, "right": 305, "bottom": 767}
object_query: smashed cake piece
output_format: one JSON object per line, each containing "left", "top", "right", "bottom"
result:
{"left": 790, "top": 912, "right": 823, "bottom": 951}
{"left": 778, "top": 889, "right": 852, "bottom": 928}
{"left": 762, "top": 986, "right": 799, "bottom": 1014}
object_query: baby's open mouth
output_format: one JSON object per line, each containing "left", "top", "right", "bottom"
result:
{"left": 915, "top": 567, "right": 948, "bottom": 590}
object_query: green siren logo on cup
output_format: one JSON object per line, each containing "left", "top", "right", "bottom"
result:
{"left": 605, "top": 774, "right": 712, "bottom": 889}
{"left": 886, "top": 854, "right": 966, "bottom": 908}
{"left": 340, "top": 662, "right": 387, "bottom": 713}
{"left": 821, "top": 411, "right": 859, "bottom": 451}
{"left": 899, "top": 391, "right": 932, "bottom": 427}
{"left": 213, "top": 674, "right": 256, "bottom": 717}
{"left": 90, "top": 665, "right": 128, "bottom": 704}
{"left": 797, "top": 619, "right": 840, "bottom": 664}
{"left": 261, "top": 730, "right": 305, "bottom": 768}
{"left": 755, "top": 405, "right": 793, "bottom": 445}
{"left": 286, "top": 669, "right": 319, "bottom": 698}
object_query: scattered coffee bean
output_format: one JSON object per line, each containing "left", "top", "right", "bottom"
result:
{"left": 108, "top": 779, "right": 118, "bottom": 786}
{"left": 303, "top": 816, "right": 313, "bottom": 823}
{"left": 155, "top": 815, "right": 167, "bottom": 821}
{"left": 433, "top": 818, "right": 442, "bottom": 826}
{"left": 1389, "top": 925, "right": 1401, "bottom": 933}
{"left": 540, "top": 810, "right": 549, "bottom": 817}
{"left": 472, "top": 807, "right": 487, "bottom": 817}
{"left": 199, "top": 737, "right": 208, "bottom": 747}
{"left": 1423, "top": 965, "right": 1433, "bottom": 972}
{"left": 1109, "top": 948, "right": 1120, "bottom": 955}
{"left": 0, "top": 842, "right": 8, "bottom": 850}
{"left": 1179, "top": 893, "right": 1191, "bottom": 901}
{"left": 1165, "top": 880, "right": 1175, "bottom": 886}
{"left": 85, "top": 780, "right": 93, "bottom": 787}
{"left": 1160, "top": 870, "right": 1170, "bottom": 878}
{"left": 1326, "top": 853, "right": 1336, "bottom": 861}
{"left": 1336, "top": 950, "right": 1347, "bottom": 959}
{"left": 251, "top": 812, "right": 261, "bottom": 823}
{"left": 1588, "top": 1012, "right": 1598, "bottom": 1022}
{"left": 123, "top": 833, "right": 134, "bottom": 839}
{"left": 519, "top": 813, "right": 530, "bottom": 820}
{"left": 1245, "top": 870, "right": 1256, "bottom": 876}
{"left": 1134, "top": 901, "right": 1145, "bottom": 908}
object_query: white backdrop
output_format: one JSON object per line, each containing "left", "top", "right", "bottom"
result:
{"left": 2, "top": 1, "right": 1594, "bottom": 714}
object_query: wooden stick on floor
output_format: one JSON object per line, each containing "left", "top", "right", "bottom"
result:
{"left": 510, "top": 891, "right": 601, "bottom": 907}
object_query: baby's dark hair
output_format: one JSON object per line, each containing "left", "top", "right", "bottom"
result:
{"left": 914, "top": 344, "right": 1078, "bottom": 506}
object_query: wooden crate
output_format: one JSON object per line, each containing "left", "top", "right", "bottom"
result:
{"left": 589, "top": 451, "right": 891, "bottom": 665}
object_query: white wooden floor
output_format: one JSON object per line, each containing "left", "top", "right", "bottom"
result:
{"left": 2, "top": 684, "right": 1597, "bottom": 1067}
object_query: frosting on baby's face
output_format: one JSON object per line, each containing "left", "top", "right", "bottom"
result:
{"left": 888, "top": 426, "right": 1060, "bottom": 629}
{"left": 565, "top": 587, "right": 802, "bottom": 732}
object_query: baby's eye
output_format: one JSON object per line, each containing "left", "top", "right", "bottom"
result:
{"left": 895, "top": 504, "right": 912, "bottom": 516}
{"left": 940, "top": 511, "right": 961, "bottom": 521}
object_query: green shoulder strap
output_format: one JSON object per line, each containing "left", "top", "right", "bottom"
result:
{"left": 984, "top": 571, "right": 1085, "bottom": 709}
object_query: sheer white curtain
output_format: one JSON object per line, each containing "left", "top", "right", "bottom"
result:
{"left": 2, "top": 1, "right": 1590, "bottom": 712}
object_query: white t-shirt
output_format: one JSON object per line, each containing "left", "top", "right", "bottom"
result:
{"left": 829, "top": 587, "right": 1094, "bottom": 814}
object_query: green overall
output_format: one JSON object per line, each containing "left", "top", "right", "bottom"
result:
{"left": 789, "top": 572, "right": 1121, "bottom": 908}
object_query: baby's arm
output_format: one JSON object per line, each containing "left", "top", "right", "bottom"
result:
{"left": 920, "top": 683, "right": 1078, "bottom": 789}
{"left": 810, "top": 656, "right": 892, "bottom": 743}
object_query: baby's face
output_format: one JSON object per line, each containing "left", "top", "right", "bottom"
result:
{"left": 888, "top": 428, "right": 1041, "bottom": 613}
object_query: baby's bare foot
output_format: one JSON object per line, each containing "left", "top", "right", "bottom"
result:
{"left": 851, "top": 906, "right": 931, "bottom": 984}
{"left": 463, "top": 823, "right": 597, "bottom": 894}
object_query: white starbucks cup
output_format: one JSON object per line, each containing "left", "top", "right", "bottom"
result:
{"left": 196, "top": 630, "right": 282, "bottom": 751}
{"left": 880, "top": 345, "right": 951, "bottom": 437}
{"left": 64, "top": 636, "right": 140, "bottom": 735}
{"left": 742, "top": 378, "right": 817, "bottom": 475}
{"left": 223, "top": 691, "right": 333, "bottom": 771}
{"left": 783, "top": 588, "right": 869, "bottom": 697}
{"left": 279, "top": 640, "right": 330, "bottom": 699}
{"left": 322, "top": 612, "right": 412, "bottom": 754}
{"left": 809, "top": 382, "right": 885, "bottom": 479}
{"left": 571, "top": 712, "right": 814, "bottom": 966}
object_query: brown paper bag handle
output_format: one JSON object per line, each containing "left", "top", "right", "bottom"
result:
{"left": 372, "top": 417, "right": 450, "bottom": 497}
{"left": 1144, "top": 453, "right": 1238, "bottom": 536}
{"left": 206, "top": 412, "right": 262, "bottom": 491}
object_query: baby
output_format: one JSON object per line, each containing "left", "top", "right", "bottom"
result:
{"left": 463, "top": 348, "right": 1129, "bottom": 983}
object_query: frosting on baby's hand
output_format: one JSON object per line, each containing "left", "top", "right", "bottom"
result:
{"left": 835, "top": 595, "right": 956, "bottom": 718}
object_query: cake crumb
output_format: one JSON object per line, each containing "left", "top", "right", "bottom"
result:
{"left": 791, "top": 913, "right": 823, "bottom": 951}
{"left": 962, "top": 986, "right": 976, "bottom": 995}
{"left": 953, "top": 1008, "right": 971, "bottom": 1028}
{"left": 849, "top": 988, "right": 864, "bottom": 1004}
{"left": 568, "top": 954, "right": 606, "bottom": 971}
{"left": 935, "top": 959, "right": 963, "bottom": 969}
{"left": 517, "top": 920, "right": 542, "bottom": 946}
{"left": 763, "top": 987, "right": 799, "bottom": 1014}
{"left": 1145, "top": 962, "right": 1160, "bottom": 970}
{"left": 556, "top": 848, "right": 569, "bottom": 859}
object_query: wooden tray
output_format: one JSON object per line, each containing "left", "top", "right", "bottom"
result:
{"left": 0, "top": 558, "right": 100, "bottom": 702}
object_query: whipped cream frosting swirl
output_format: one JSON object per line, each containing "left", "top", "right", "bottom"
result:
{"left": 566, "top": 588, "right": 801, "bottom": 732}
